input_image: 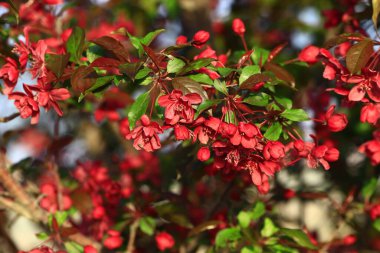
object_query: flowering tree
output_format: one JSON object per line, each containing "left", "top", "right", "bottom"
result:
{"left": 1, "top": 0, "right": 380, "bottom": 252}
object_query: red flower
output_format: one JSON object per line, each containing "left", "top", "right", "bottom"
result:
{"left": 32, "top": 83, "right": 70, "bottom": 116}
{"left": 8, "top": 84, "right": 40, "bottom": 124}
{"left": 192, "top": 30, "right": 210, "bottom": 48}
{"left": 174, "top": 124, "right": 190, "bottom": 140}
{"left": 176, "top": 35, "right": 188, "bottom": 45}
{"left": 158, "top": 89, "right": 202, "bottom": 125}
{"left": 325, "top": 105, "right": 348, "bottom": 132}
{"left": 30, "top": 40, "right": 48, "bottom": 79}
{"left": 230, "top": 122, "right": 261, "bottom": 149}
{"left": 360, "top": 103, "right": 380, "bottom": 124}
{"left": 197, "top": 147, "right": 210, "bottom": 161}
{"left": 298, "top": 45, "right": 320, "bottom": 65}
{"left": 103, "top": 230, "right": 123, "bottom": 250}
{"left": 232, "top": 18, "right": 246, "bottom": 36}
{"left": 263, "top": 141, "right": 286, "bottom": 160}
{"left": 155, "top": 231, "right": 175, "bottom": 251}
{"left": 342, "top": 235, "right": 357, "bottom": 245}
{"left": 126, "top": 115, "right": 163, "bottom": 152}
{"left": 370, "top": 204, "right": 380, "bottom": 220}
{"left": 359, "top": 139, "right": 380, "bottom": 165}
{"left": 341, "top": 68, "right": 380, "bottom": 102}
{"left": 83, "top": 245, "right": 98, "bottom": 253}
{"left": 42, "top": 0, "right": 63, "bottom": 4}
{"left": 193, "top": 117, "right": 220, "bottom": 144}
{"left": 0, "top": 57, "right": 19, "bottom": 94}
{"left": 308, "top": 145, "right": 339, "bottom": 170}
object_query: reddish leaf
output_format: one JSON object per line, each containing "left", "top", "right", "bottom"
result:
{"left": 142, "top": 44, "right": 165, "bottom": 69}
{"left": 268, "top": 43, "right": 287, "bottom": 63}
{"left": 188, "top": 220, "right": 222, "bottom": 237}
{"left": 172, "top": 77, "right": 208, "bottom": 102}
{"left": 264, "top": 62, "right": 295, "bottom": 88}
{"left": 92, "top": 36, "right": 130, "bottom": 62}
{"left": 237, "top": 50, "right": 254, "bottom": 68}
{"left": 70, "top": 66, "right": 97, "bottom": 92}
{"left": 46, "top": 53, "right": 70, "bottom": 78}
{"left": 239, "top": 73, "right": 270, "bottom": 90}
{"left": 89, "top": 57, "right": 121, "bottom": 68}
{"left": 324, "top": 33, "right": 364, "bottom": 49}
{"left": 346, "top": 39, "right": 374, "bottom": 74}
{"left": 60, "top": 227, "right": 79, "bottom": 238}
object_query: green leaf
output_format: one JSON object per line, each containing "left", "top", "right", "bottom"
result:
{"left": 55, "top": 211, "right": 69, "bottom": 226}
{"left": 46, "top": 54, "right": 70, "bottom": 78}
{"left": 154, "top": 200, "right": 193, "bottom": 228}
{"left": 243, "top": 93, "right": 270, "bottom": 107}
{"left": 261, "top": 218, "right": 279, "bottom": 237}
{"left": 195, "top": 99, "right": 221, "bottom": 118}
{"left": 281, "top": 109, "right": 309, "bottom": 122}
{"left": 135, "top": 67, "right": 151, "bottom": 79}
{"left": 167, "top": 57, "right": 186, "bottom": 73}
{"left": 67, "top": 27, "right": 85, "bottom": 63}
{"left": 362, "top": 177, "right": 378, "bottom": 201}
{"left": 36, "top": 232, "right": 49, "bottom": 240}
{"left": 217, "top": 67, "right": 235, "bottom": 77}
{"left": 268, "top": 244, "right": 299, "bottom": 253}
{"left": 64, "top": 241, "right": 83, "bottom": 253}
{"left": 252, "top": 47, "right": 270, "bottom": 65}
{"left": 264, "top": 122, "right": 282, "bottom": 141}
{"left": 141, "top": 29, "right": 165, "bottom": 46}
{"left": 128, "top": 91, "right": 150, "bottom": 129}
{"left": 172, "top": 77, "right": 208, "bottom": 102}
{"left": 251, "top": 201, "right": 265, "bottom": 220}
{"left": 241, "top": 246, "right": 262, "bottom": 253}
{"left": 274, "top": 96, "right": 293, "bottom": 109}
{"left": 213, "top": 79, "right": 228, "bottom": 95}
{"left": 346, "top": 39, "right": 374, "bottom": 74}
{"left": 264, "top": 62, "right": 295, "bottom": 88}
{"left": 139, "top": 216, "right": 156, "bottom": 236}
{"left": 239, "top": 65, "right": 261, "bottom": 84}
{"left": 181, "top": 58, "right": 214, "bottom": 73}
{"left": 225, "top": 110, "right": 237, "bottom": 125}
{"left": 78, "top": 76, "right": 114, "bottom": 102}
{"left": 188, "top": 73, "right": 214, "bottom": 85}
{"left": 215, "top": 227, "right": 242, "bottom": 248}
{"left": 280, "top": 228, "right": 317, "bottom": 249}
{"left": 237, "top": 211, "right": 251, "bottom": 228}
{"left": 373, "top": 218, "right": 380, "bottom": 231}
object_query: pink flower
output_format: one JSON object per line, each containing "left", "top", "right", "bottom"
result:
{"left": 30, "top": 40, "right": 48, "bottom": 79}
{"left": 158, "top": 89, "right": 202, "bottom": 125}
{"left": 103, "top": 230, "right": 123, "bottom": 249}
{"left": 230, "top": 122, "right": 261, "bottom": 149}
{"left": 360, "top": 103, "right": 380, "bottom": 124}
{"left": 263, "top": 141, "right": 286, "bottom": 160}
{"left": 197, "top": 147, "right": 210, "bottom": 161}
{"left": 126, "top": 115, "right": 163, "bottom": 152}
{"left": 325, "top": 105, "right": 348, "bottom": 132}
{"left": 155, "top": 231, "right": 175, "bottom": 251}
{"left": 192, "top": 30, "right": 210, "bottom": 48}
{"left": 0, "top": 57, "right": 19, "bottom": 94}
{"left": 8, "top": 84, "right": 40, "bottom": 124}
{"left": 232, "top": 18, "right": 246, "bottom": 36}
{"left": 298, "top": 45, "right": 320, "bottom": 65}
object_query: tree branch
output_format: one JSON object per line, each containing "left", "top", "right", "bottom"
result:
{"left": 0, "top": 113, "right": 20, "bottom": 123}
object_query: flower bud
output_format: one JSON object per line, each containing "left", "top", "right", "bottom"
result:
{"left": 298, "top": 45, "right": 320, "bottom": 64}
{"left": 232, "top": 18, "right": 246, "bottom": 36}
{"left": 192, "top": 30, "right": 210, "bottom": 48}
{"left": 197, "top": 147, "right": 211, "bottom": 161}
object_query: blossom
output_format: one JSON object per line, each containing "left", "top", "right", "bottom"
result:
{"left": 192, "top": 30, "right": 210, "bottom": 48}
{"left": 8, "top": 84, "right": 40, "bottom": 124}
{"left": 263, "top": 141, "right": 286, "bottom": 160}
{"left": 0, "top": 57, "right": 19, "bottom": 94}
{"left": 341, "top": 68, "right": 380, "bottom": 102}
{"left": 158, "top": 89, "right": 202, "bottom": 125}
{"left": 308, "top": 145, "right": 339, "bottom": 170}
{"left": 176, "top": 35, "right": 188, "bottom": 45}
{"left": 232, "top": 18, "right": 246, "bottom": 36}
{"left": 30, "top": 40, "right": 48, "bottom": 79}
{"left": 230, "top": 122, "right": 261, "bottom": 149}
{"left": 126, "top": 115, "right": 163, "bottom": 152}
{"left": 359, "top": 139, "right": 380, "bottom": 165}
{"left": 103, "top": 230, "right": 123, "bottom": 250}
{"left": 360, "top": 103, "right": 380, "bottom": 124}
{"left": 197, "top": 147, "right": 210, "bottom": 161}
{"left": 298, "top": 45, "right": 320, "bottom": 65}
{"left": 324, "top": 105, "right": 348, "bottom": 132}
{"left": 155, "top": 231, "right": 175, "bottom": 251}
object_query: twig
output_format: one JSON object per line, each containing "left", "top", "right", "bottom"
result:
{"left": 126, "top": 219, "right": 139, "bottom": 253}
{"left": 0, "top": 113, "right": 20, "bottom": 123}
